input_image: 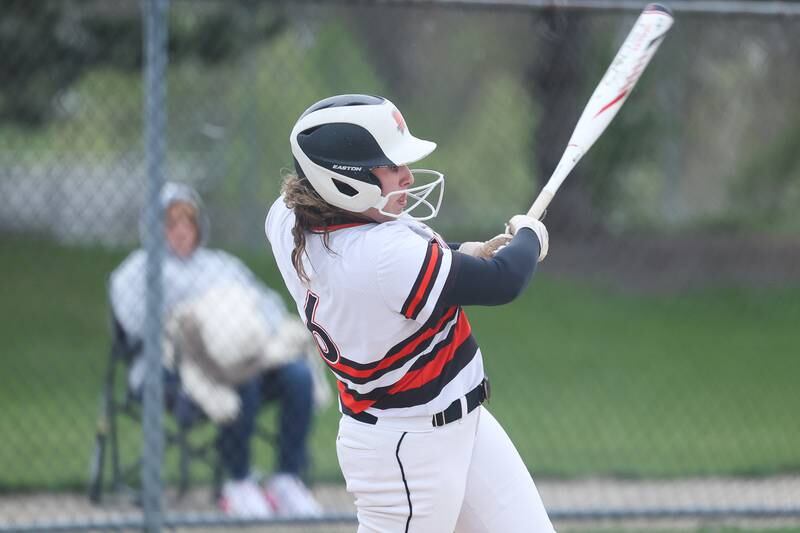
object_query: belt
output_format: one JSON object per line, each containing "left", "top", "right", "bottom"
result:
{"left": 433, "top": 378, "right": 491, "bottom": 427}
{"left": 345, "top": 378, "right": 491, "bottom": 428}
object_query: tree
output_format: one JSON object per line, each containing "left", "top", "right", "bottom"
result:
{"left": 524, "top": 9, "right": 599, "bottom": 236}
{"left": 0, "top": 0, "right": 285, "bottom": 127}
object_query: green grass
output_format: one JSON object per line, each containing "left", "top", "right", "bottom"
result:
{"left": 472, "top": 278, "right": 800, "bottom": 478}
{"left": 1, "top": 235, "right": 799, "bottom": 491}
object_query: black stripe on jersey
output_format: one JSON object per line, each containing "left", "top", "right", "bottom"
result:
{"left": 325, "top": 306, "right": 459, "bottom": 384}
{"left": 325, "top": 331, "right": 439, "bottom": 385}
{"left": 404, "top": 329, "right": 467, "bottom": 374}
{"left": 401, "top": 240, "right": 434, "bottom": 317}
{"left": 372, "top": 335, "right": 479, "bottom": 410}
{"left": 334, "top": 317, "right": 462, "bottom": 402}
{"left": 339, "top": 395, "right": 378, "bottom": 424}
{"left": 400, "top": 239, "right": 443, "bottom": 320}
{"left": 335, "top": 324, "right": 477, "bottom": 407}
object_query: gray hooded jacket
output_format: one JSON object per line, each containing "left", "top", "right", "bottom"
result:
{"left": 109, "top": 182, "right": 288, "bottom": 344}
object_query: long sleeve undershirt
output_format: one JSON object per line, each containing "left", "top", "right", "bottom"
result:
{"left": 440, "top": 228, "right": 541, "bottom": 307}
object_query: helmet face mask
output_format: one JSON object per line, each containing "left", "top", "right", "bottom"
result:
{"left": 377, "top": 169, "right": 444, "bottom": 222}
{"left": 290, "top": 94, "right": 443, "bottom": 219}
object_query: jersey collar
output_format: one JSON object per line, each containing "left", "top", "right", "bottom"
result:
{"left": 310, "top": 221, "right": 373, "bottom": 234}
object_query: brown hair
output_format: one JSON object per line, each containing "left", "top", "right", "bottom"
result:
{"left": 166, "top": 201, "right": 198, "bottom": 226}
{"left": 281, "top": 173, "right": 370, "bottom": 284}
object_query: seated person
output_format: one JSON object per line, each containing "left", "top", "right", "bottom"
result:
{"left": 109, "top": 182, "right": 331, "bottom": 518}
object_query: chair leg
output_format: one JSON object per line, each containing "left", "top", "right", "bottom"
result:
{"left": 87, "top": 398, "right": 107, "bottom": 503}
{"left": 178, "top": 423, "right": 190, "bottom": 500}
{"left": 89, "top": 348, "right": 123, "bottom": 503}
{"left": 109, "top": 397, "right": 123, "bottom": 493}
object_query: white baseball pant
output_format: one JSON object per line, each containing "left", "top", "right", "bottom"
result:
{"left": 336, "top": 405, "right": 555, "bottom": 533}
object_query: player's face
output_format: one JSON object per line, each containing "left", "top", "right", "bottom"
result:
{"left": 368, "top": 164, "right": 414, "bottom": 221}
{"left": 165, "top": 202, "right": 199, "bottom": 258}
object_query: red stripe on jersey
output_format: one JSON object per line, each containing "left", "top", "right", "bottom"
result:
{"left": 310, "top": 222, "right": 371, "bottom": 233}
{"left": 329, "top": 307, "right": 458, "bottom": 380}
{"left": 337, "top": 380, "right": 375, "bottom": 413}
{"left": 404, "top": 243, "right": 440, "bottom": 319}
{"left": 387, "top": 311, "right": 472, "bottom": 394}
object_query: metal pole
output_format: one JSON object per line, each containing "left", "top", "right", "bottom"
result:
{"left": 141, "top": 0, "right": 169, "bottom": 532}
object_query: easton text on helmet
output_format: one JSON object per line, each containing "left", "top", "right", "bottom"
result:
{"left": 332, "top": 164, "right": 363, "bottom": 172}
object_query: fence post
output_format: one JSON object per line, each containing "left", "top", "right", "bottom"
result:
{"left": 141, "top": 0, "right": 169, "bottom": 531}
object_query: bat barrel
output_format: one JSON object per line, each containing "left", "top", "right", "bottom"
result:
{"left": 645, "top": 3, "right": 673, "bottom": 16}
{"left": 525, "top": 3, "right": 673, "bottom": 223}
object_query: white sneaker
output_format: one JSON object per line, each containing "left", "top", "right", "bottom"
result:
{"left": 265, "top": 473, "right": 323, "bottom": 517}
{"left": 219, "top": 478, "right": 273, "bottom": 518}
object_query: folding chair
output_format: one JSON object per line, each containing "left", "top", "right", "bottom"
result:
{"left": 88, "top": 309, "right": 225, "bottom": 504}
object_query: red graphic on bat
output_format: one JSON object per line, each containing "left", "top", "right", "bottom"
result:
{"left": 593, "top": 89, "right": 629, "bottom": 118}
{"left": 392, "top": 109, "right": 406, "bottom": 133}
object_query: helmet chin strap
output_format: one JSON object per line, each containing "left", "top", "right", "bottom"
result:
{"left": 375, "top": 170, "right": 444, "bottom": 222}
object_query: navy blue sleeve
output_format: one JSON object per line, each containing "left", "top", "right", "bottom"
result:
{"left": 440, "top": 228, "right": 541, "bottom": 307}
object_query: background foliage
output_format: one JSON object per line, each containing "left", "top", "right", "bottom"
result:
{"left": 1, "top": 0, "right": 798, "bottom": 529}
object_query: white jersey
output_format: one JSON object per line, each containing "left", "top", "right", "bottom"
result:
{"left": 265, "top": 196, "right": 484, "bottom": 419}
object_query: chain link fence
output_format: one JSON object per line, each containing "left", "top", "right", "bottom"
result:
{"left": 1, "top": 0, "right": 799, "bottom": 531}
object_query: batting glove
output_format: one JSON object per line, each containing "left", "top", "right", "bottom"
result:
{"left": 458, "top": 233, "right": 513, "bottom": 259}
{"left": 506, "top": 214, "right": 549, "bottom": 262}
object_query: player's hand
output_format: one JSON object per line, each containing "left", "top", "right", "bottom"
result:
{"left": 506, "top": 214, "right": 549, "bottom": 262}
{"left": 458, "top": 233, "right": 513, "bottom": 259}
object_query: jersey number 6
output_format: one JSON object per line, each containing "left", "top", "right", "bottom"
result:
{"left": 303, "top": 291, "right": 341, "bottom": 365}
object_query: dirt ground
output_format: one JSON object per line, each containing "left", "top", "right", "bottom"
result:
{"left": 2, "top": 476, "right": 800, "bottom": 532}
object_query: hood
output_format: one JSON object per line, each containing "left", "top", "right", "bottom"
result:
{"left": 138, "top": 181, "right": 210, "bottom": 249}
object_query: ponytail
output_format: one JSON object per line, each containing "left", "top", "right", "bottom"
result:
{"left": 281, "top": 173, "right": 369, "bottom": 284}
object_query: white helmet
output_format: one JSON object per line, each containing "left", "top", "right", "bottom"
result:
{"left": 290, "top": 94, "right": 444, "bottom": 220}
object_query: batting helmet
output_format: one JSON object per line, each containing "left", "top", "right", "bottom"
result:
{"left": 290, "top": 94, "right": 443, "bottom": 219}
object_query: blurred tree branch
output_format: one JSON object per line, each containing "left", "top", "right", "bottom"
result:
{"left": 0, "top": 0, "right": 286, "bottom": 127}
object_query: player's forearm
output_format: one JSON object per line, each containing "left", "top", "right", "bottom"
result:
{"left": 440, "top": 229, "right": 540, "bottom": 307}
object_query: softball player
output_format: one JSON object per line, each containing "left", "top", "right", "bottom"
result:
{"left": 265, "top": 94, "right": 555, "bottom": 532}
